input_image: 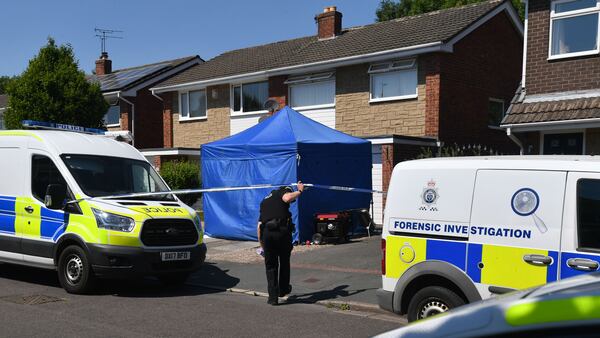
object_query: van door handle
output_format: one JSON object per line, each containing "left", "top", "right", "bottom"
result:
{"left": 24, "top": 206, "right": 34, "bottom": 214}
{"left": 523, "top": 254, "right": 552, "bottom": 266}
{"left": 567, "top": 258, "right": 599, "bottom": 271}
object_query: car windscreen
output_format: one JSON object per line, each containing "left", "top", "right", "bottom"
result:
{"left": 60, "top": 154, "right": 173, "bottom": 200}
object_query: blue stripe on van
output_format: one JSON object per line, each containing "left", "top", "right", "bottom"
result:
{"left": 40, "top": 207, "right": 67, "bottom": 240}
{"left": 426, "top": 239, "right": 467, "bottom": 271}
{"left": 0, "top": 196, "right": 16, "bottom": 234}
{"left": 546, "top": 250, "right": 559, "bottom": 283}
{"left": 467, "top": 243, "right": 482, "bottom": 283}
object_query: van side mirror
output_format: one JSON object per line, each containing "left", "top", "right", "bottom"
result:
{"left": 45, "top": 184, "right": 67, "bottom": 210}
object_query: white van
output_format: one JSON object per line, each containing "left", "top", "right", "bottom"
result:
{"left": 377, "top": 156, "right": 600, "bottom": 321}
{"left": 0, "top": 129, "right": 205, "bottom": 293}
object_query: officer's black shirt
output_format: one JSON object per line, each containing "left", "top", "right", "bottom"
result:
{"left": 259, "top": 188, "right": 292, "bottom": 223}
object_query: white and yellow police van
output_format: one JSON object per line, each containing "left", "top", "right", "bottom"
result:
{"left": 377, "top": 156, "right": 600, "bottom": 321}
{"left": 0, "top": 127, "right": 205, "bottom": 294}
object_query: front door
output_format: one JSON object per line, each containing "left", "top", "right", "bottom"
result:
{"left": 560, "top": 173, "right": 600, "bottom": 279}
{"left": 543, "top": 133, "right": 583, "bottom": 155}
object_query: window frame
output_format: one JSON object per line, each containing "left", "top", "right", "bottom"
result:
{"left": 178, "top": 89, "right": 208, "bottom": 121}
{"left": 230, "top": 81, "right": 270, "bottom": 117}
{"left": 368, "top": 59, "right": 418, "bottom": 103}
{"left": 287, "top": 74, "right": 336, "bottom": 111}
{"left": 104, "top": 104, "right": 121, "bottom": 128}
{"left": 30, "top": 153, "right": 70, "bottom": 205}
{"left": 548, "top": 0, "right": 600, "bottom": 60}
{"left": 487, "top": 97, "right": 506, "bottom": 128}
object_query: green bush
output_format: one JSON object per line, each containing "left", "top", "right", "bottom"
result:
{"left": 159, "top": 161, "right": 201, "bottom": 207}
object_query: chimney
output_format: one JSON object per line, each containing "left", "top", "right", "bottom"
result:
{"left": 315, "top": 6, "right": 342, "bottom": 40}
{"left": 95, "top": 52, "right": 112, "bottom": 75}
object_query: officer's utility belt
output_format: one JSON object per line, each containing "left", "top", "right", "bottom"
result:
{"left": 265, "top": 218, "right": 291, "bottom": 231}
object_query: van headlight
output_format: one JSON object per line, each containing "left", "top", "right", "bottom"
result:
{"left": 193, "top": 214, "right": 202, "bottom": 232}
{"left": 92, "top": 208, "right": 135, "bottom": 232}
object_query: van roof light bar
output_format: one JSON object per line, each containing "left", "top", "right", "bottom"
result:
{"left": 21, "top": 120, "right": 106, "bottom": 135}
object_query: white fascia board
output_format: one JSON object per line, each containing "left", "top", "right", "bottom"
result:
{"left": 367, "top": 137, "right": 438, "bottom": 146}
{"left": 502, "top": 118, "right": 600, "bottom": 132}
{"left": 150, "top": 42, "right": 445, "bottom": 93}
{"left": 141, "top": 149, "right": 200, "bottom": 157}
{"left": 122, "top": 58, "right": 201, "bottom": 96}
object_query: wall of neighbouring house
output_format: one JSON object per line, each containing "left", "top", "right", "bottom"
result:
{"left": 526, "top": 0, "right": 600, "bottom": 95}
{"left": 439, "top": 11, "right": 522, "bottom": 153}
{"left": 133, "top": 84, "right": 165, "bottom": 149}
{"left": 335, "top": 62, "right": 428, "bottom": 138}
{"left": 171, "top": 84, "right": 231, "bottom": 148}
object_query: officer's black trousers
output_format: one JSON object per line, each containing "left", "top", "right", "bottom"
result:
{"left": 263, "top": 225, "right": 292, "bottom": 301}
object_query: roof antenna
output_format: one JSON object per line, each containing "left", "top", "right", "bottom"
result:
{"left": 94, "top": 28, "right": 123, "bottom": 54}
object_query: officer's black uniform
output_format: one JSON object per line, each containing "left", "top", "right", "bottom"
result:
{"left": 259, "top": 186, "right": 294, "bottom": 304}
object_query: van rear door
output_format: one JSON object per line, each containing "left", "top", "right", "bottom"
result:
{"left": 468, "top": 170, "right": 565, "bottom": 291}
{"left": 0, "top": 138, "right": 26, "bottom": 262}
{"left": 560, "top": 172, "right": 600, "bottom": 279}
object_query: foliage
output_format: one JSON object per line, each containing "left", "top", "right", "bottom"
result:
{"left": 159, "top": 160, "right": 201, "bottom": 207}
{"left": 4, "top": 38, "right": 108, "bottom": 129}
{"left": 416, "top": 143, "right": 501, "bottom": 159}
{"left": 0, "top": 76, "right": 17, "bottom": 95}
{"left": 376, "top": 0, "right": 525, "bottom": 22}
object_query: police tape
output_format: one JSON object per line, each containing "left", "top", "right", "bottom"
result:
{"left": 70, "top": 183, "right": 385, "bottom": 203}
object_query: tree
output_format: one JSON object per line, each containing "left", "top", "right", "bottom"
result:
{"left": 0, "top": 76, "right": 16, "bottom": 95}
{"left": 4, "top": 38, "right": 108, "bottom": 129}
{"left": 376, "top": 0, "right": 525, "bottom": 22}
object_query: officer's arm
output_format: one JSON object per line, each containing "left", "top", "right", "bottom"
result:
{"left": 257, "top": 222, "right": 263, "bottom": 249}
{"left": 282, "top": 181, "right": 304, "bottom": 203}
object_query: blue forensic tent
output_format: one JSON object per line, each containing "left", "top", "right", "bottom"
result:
{"left": 202, "top": 106, "right": 372, "bottom": 242}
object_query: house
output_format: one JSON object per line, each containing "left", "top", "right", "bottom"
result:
{"left": 0, "top": 94, "right": 7, "bottom": 129}
{"left": 88, "top": 53, "right": 202, "bottom": 149}
{"left": 149, "top": 0, "right": 523, "bottom": 224}
{"left": 501, "top": 0, "right": 600, "bottom": 155}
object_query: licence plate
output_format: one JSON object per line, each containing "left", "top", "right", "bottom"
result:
{"left": 161, "top": 251, "right": 191, "bottom": 261}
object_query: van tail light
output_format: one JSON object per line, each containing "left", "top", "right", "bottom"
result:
{"left": 381, "top": 238, "right": 386, "bottom": 275}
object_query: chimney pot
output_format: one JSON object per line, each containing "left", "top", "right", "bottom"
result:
{"left": 315, "top": 6, "right": 342, "bottom": 40}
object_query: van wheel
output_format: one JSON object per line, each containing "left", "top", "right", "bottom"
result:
{"left": 57, "top": 245, "right": 96, "bottom": 294}
{"left": 407, "top": 286, "right": 465, "bottom": 322}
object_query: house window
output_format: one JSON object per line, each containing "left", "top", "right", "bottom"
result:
{"left": 104, "top": 105, "right": 120, "bottom": 127}
{"left": 369, "top": 59, "right": 418, "bottom": 102}
{"left": 0, "top": 111, "right": 4, "bottom": 130}
{"left": 232, "top": 81, "right": 269, "bottom": 114}
{"left": 488, "top": 98, "right": 505, "bottom": 126}
{"left": 543, "top": 132, "right": 584, "bottom": 154}
{"left": 287, "top": 73, "right": 335, "bottom": 109}
{"left": 550, "top": 0, "right": 600, "bottom": 59}
{"left": 576, "top": 179, "right": 600, "bottom": 251}
{"left": 180, "top": 89, "right": 207, "bottom": 120}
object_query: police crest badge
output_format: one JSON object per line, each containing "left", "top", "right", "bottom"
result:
{"left": 419, "top": 179, "right": 439, "bottom": 211}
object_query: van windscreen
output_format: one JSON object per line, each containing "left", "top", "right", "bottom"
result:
{"left": 60, "top": 154, "right": 173, "bottom": 200}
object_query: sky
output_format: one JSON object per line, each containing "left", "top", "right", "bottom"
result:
{"left": 0, "top": 0, "right": 381, "bottom": 76}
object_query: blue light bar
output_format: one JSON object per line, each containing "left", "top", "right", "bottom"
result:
{"left": 21, "top": 120, "right": 106, "bottom": 135}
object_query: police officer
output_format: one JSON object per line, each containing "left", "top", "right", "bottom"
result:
{"left": 257, "top": 181, "right": 304, "bottom": 305}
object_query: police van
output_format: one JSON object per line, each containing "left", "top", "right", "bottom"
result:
{"left": 0, "top": 127, "right": 206, "bottom": 294}
{"left": 377, "top": 156, "right": 600, "bottom": 321}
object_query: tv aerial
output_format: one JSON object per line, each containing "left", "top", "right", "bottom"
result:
{"left": 94, "top": 28, "right": 123, "bottom": 54}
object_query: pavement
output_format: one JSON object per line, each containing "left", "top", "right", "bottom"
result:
{"left": 190, "top": 233, "right": 401, "bottom": 321}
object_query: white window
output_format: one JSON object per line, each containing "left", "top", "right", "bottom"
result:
{"left": 369, "top": 59, "right": 418, "bottom": 102}
{"left": 286, "top": 72, "right": 335, "bottom": 110}
{"left": 179, "top": 89, "right": 207, "bottom": 120}
{"left": 232, "top": 81, "right": 269, "bottom": 114}
{"left": 550, "top": 0, "right": 600, "bottom": 59}
{"left": 488, "top": 98, "right": 505, "bottom": 126}
{"left": 104, "top": 105, "right": 120, "bottom": 127}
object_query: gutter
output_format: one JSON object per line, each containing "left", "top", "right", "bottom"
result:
{"left": 117, "top": 93, "right": 135, "bottom": 147}
{"left": 150, "top": 41, "right": 446, "bottom": 93}
{"left": 506, "top": 128, "right": 524, "bottom": 155}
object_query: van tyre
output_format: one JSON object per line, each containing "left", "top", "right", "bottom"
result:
{"left": 407, "top": 286, "right": 465, "bottom": 322}
{"left": 57, "top": 245, "right": 96, "bottom": 294}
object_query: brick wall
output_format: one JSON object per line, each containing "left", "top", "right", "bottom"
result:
{"left": 439, "top": 12, "right": 522, "bottom": 153}
{"left": 268, "top": 75, "right": 288, "bottom": 110}
{"left": 586, "top": 128, "right": 600, "bottom": 155}
{"left": 526, "top": 0, "right": 600, "bottom": 95}
{"left": 171, "top": 84, "right": 230, "bottom": 148}
{"left": 132, "top": 84, "right": 165, "bottom": 149}
{"left": 335, "top": 63, "right": 428, "bottom": 138}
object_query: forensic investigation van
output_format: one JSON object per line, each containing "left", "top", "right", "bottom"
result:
{"left": 0, "top": 127, "right": 206, "bottom": 294}
{"left": 377, "top": 156, "right": 600, "bottom": 321}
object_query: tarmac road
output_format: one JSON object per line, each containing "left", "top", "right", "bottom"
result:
{"left": 0, "top": 263, "right": 401, "bottom": 337}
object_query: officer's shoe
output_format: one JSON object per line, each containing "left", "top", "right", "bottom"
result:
{"left": 279, "top": 285, "right": 292, "bottom": 297}
{"left": 267, "top": 297, "right": 279, "bottom": 306}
